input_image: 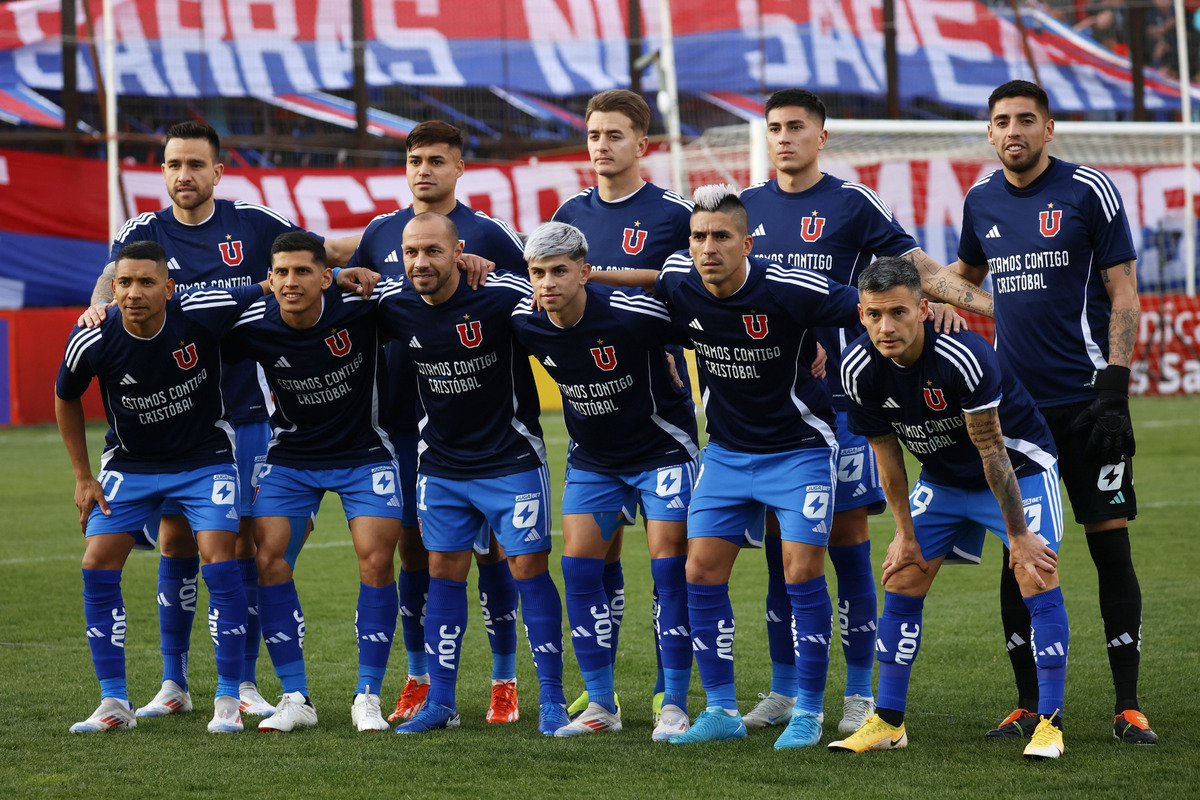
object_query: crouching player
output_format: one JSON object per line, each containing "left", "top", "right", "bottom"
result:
{"left": 224, "top": 232, "right": 403, "bottom": 732}
{"left": 511, "top": 222, "right": 697, "bottom": 740}
{"left": 56, "top": 240, "right": 267, "bottom": 733}
{"left": 831, "top": 257, "right": 1069, "bottom": 760}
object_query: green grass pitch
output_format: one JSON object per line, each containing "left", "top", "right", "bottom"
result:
{"left": 1, "top": 398, "right": 1197, "bottom": 799}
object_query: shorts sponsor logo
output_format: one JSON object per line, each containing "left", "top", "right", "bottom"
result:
{"left": 802, "top": 489, "right": 831, "bottom": 520}
{"left": 1097, "top": 462, "right": 1125, "bottom": 492}
{"left": 656, "top": 466, "right": 683, "bottom": 497}
{"left": 212, "top": 479, "right": 236, "bottom": 505}
{"left": 513, "top": 498, "right": 540, "bottom": 528}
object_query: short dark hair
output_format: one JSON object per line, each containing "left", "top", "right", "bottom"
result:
{"left": 585, "top": 90, "right": 652, "bottom": 137}
{"left": 406, "top": 120, "right": 464, "bottom": 153}
{"left": 857, "top": 256, "right": 922, "bottom": 297}
{"left": 408, "top": 211, "right": 460, "bottom": 244}
{"left": 988, "top": 80, "right": 1051, "bottom": 118}
{"left": 765, "top": 89, "right": 827, "bottom": 127}
{"left": 271, "top": 231, "right": 326, "bottom": 266}
{"left": 691, "top": 184, "right": 749, "bottom": 235}
{"left": 164, "top": 120, "right": 221, "bottom": 160}
{"left": 115, "top": 240, "right": 169, "bottom": 273}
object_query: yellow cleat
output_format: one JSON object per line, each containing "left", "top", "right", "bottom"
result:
{"left": 1023, "top": 713, "right": 1065, "bottom": 761}
{"left": 828, "top": 714, "right": 908, "bottom": 753}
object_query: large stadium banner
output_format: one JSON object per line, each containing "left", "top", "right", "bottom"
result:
{"left": 1, "top": 0, "right": 1194, "bottom": 112}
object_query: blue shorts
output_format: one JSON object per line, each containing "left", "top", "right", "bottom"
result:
{"left": 417, "top": 466, "right": 552, "bottom": 557}
{"left": 834, "top": 411, "right": 885, "bottom": 514}
{"left": 252, "top": 461, "right": 404, "bottom": 522}
{"left": 161, "top": 421, "right": 268, "bottom": 518}
{"left": 87, "top": 464, "right": 241, "bottom": 544}
{"left": 561, "top": 460, "right": 698, "bottom": 522}
{"left": 910, "top": 466, "right": 1065, "bottom": 564}
{"left": 394, "top": 433, "right": 419, "bottom": 528}
{"left": 687, "top": 442, "right": 836, "bottom": 547}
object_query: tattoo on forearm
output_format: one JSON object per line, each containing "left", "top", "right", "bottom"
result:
{"left": 1109, "top": 307, "right": 1139, "bottom": 367}
{"left": 967, "top": 411, "right": 1025, "bottom": 533}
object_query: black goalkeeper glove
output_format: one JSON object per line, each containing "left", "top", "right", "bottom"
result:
{"left": 1071, "top": 365, "right": 1135, "bottom": 463}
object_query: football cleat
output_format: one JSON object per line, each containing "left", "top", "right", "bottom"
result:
{"left": 238, "top": 682, "right": 276, "bottom": 716}
{"left": 387, "top": 675, "right": 430, "bottom": 723}
{"left": 828, "top": 714, "right": 908, "bottom": 753}
{"left": 652, "top": 691, "right": 665, "bottom": 724}
{"left": 774, "top": 709, "right": 823, "bottom": 750}
{"left": 554, "top": 702, "right": 622, "bottom": 737}
{"left": 207, "top": 695, "right": 244, "bottom": 733}
{"left": 258, "top": 691, "right": 317, "bottom": 732}
{"left": 567, "top": 690, "right": 620, "bottom": 719}
{"left": 1113, "top": 709, "right": 1158, "bottom": 745}
{"left": 985, "top": 707, "right": 1039, "bottom": 739}
{"left": 352, "top": 687, "right": 390, "bottom": 732}
{"left": 70, "top": 697, "right": 137, "bottom": 733}
{"left": 538, "top": 702, "right": 571, "bottom": 735}
{"left": 135, "top": 680, "right": 193, "bottom": 718}
{"left": 394, "top": 702, "right": 460, "bottom": 734}
{"left": 668, "top": 708, "right": 746, "bottom": 745}
{"left": 486, "top": 678, "right": 519, "bottom": 723}
{"left": 651, "top": 703, "right": 690, "bottom": 742}
{"left": 1024, "top": 714, "right": 1065, "bottom": 760}
{"left": 838, "top": 694, "right": 876, "bottom": 734}
{"left": 741, "top": 691, "right": 797, "bottom": 729}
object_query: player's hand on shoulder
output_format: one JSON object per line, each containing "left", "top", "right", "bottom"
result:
{"left": 77, "top": 301, "right": 114, "bottom": 329}
{"left": 926, "top": 302, "right": 967, "bottom": 334}
{"left": 74, "top": 477, "right": 110, "bottom": 533}
{"left": 337, "top": 267, "right": 381, "bottom": 299}
{"left": 665, "top": 351, "right": 685, "bottom": 389}
{"left": 810, "top": 342, "right": 827, "bottom": 380}
{"left": 457, "top": 253, "right": 495, "bottom": 289}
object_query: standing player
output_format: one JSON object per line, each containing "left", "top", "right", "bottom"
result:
{"left": 952, "top": 80, "right": 1156, "bottom": 744}
{"left": 346, "top": 120, "right": 524, "bottom": 725}
{"left": 552, "top": 89, "right": 694, "bottom": 716}
{"left": 650, "top": 186, "right": 861, "bottom": 748}
{"left": 375, "top": 213, "right": 567, "bottom": 736}
{"left": 223, "top": 232, "right": 402, "bottom": 733}
{"left": 739, "top": 88, "right": 996, "bottom": 735}
{"left": 85, "top": 121, "right": 358, "bottom": 720}
{"left": 832, "top": 257, "right": 1068, "bottom": 760}
{"left": 510, "top": 222, "right": 697, "bottom": 740}
{"left": 57, "top": 241, "right": 266, "bottom": 733}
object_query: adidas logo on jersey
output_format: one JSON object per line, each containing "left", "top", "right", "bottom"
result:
{"left": 120, "top": 374, "right": 138, "bottom": 385}
{"left": 385, "top": 250, "right": 399, "bottom": 263}
{"left": 751, "top": 223, "right": 766, "bottom": 237}
{"left": 689, "top": 318, "right": 704, "bottom": 331}
{"left": 409, "top": 336, "right": 422, "bottom": 348}
{"left": 985, "top": 225, "right": 1001, "bottom": 239}
{"left": 883, "top": 397, "right": 900, "bottom": 409}
{"left": 542, "top": 356, "right": 558, "bottom": 367}
{"left": 666, "top": 496, "right": 686, "bottom": 510}
{"left": 274, "top": 356, "right": 292, "bottom": 368}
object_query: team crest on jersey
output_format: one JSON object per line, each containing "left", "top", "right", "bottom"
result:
{"left": 456, "top": 320, "right": 483, "bottom": 348}
{"left": 800, "top": 214, "right": 826, "bottom": 242}
{"left": 218, "top": 239, "right": 244, "bottom": 266}
{"left": 590, "top": 344, "right": 617, "bottom": 371}
{"left": 172, "top": 343, "right": 198, "bottom": 370}
{"left": 923, "top": 387, "right": 947, "bottom": 411}
{"left": 1039, "top": 209, "right": 1062, "bottom": 237}
{"left": 325, "top": 329, "right": 351, "bottom": 357}
{"left": 742, "top": 314, "right": 769, "bottom": 339}
{"left": 621, "top": 226, "right": 648, "bottom": 255}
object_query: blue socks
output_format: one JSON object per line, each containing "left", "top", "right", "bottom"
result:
{"left": 515, "top": 571, "right": 566, "bottom": 705}
{"left": 355, "top": 582, "right": 399, "bottom": 695}
{"left": 424, "top": 577, "right": 468, "bottom": 710}
{"left": 763, "top": 537, "right": 797, "bottom": 697}
{"left": 82, "top": 568, "right": 128, "bottom": 702}
{"left": 602, "top": 560, "right": 625, "bottom": 669}
{"left": 398, "top": 567, "right": 429, "bottom": 676}
{"left": 650, "top": 555, "right": 690, "bottom": 710}
{"left": 687, "top": 581, "right": 736, "bottom": 711}
{"left": 237, "top": 557, "right": 260, "bottom": 685}
{"left": 1026, "top": 586, "right": 1069, "bottom": 717}
{"left": 829, "top": 541, "right": 878, "bottom": 697}
{"left": 562, "top": 556, "right": 616, "bottom": 712}
{"left": 157, "top": 555, "right": 199, "bottom": 692}
{"left": 259, "top": 580, "right": 308, "bottom": 696}
{"left": 477, "top": 559, "right": 518, "bottom": 681}
{"left": 201, "top": 560, "right": 248, "bottom": 698}
{"left": 787, "top": 575, "right": 832, "bottom": 715}
{"left": 875, "top": 592, "right": 925, "bottom": 717}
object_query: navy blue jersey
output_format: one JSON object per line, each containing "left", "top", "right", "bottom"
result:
{"left": 957, "top": 158, "right": 1137, "bottom": 407}
{"left": 741, "top": 175, "right": 919, "bottom": 409}
{"left": 841, "top": 322, "right": 1058, "bottom": 491}
{"left": 654, "top": 254, "right": 860, "bottom": 454}
{"left": 109, "top": 199, "right": 314, "bottom": 424}
{"left": 224, "top": 284, "right": 393, "bottom": 470}
{"left": 552, "top": 183, "right": 693, "bottom": 273}
{"left": 510, "top": 283, "right": 698, "bottom": 473}
{"left": 56, "top": 285, "right": 263, "bottom": 472}
{"left": 376, "top": 272, "right": 545, "bottom": 480}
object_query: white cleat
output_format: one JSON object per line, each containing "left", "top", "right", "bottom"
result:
{"left": 238, "top": 682, "right": 276, "bottom": 716}
{"left": 652, "top": 703, "right": 691, "bottom": 742}
{"left": 553, "top": 702, "right": 622, "bottom": 737}
{"left": 70, "top": 697, "right": 136, "bottom": 733}
{"left": 135, "top": 680, "right": 193, "bottom": 718}
{"left": 352, "top": 687, "right": 391, "bottom": 732}
{"left": 208, "top": 695, "right": 244, "bottom": 733}
{"left": 258, "top": 691, "right": 317, "bottom": 732}
{"left": 839, "top": 694, "right": 876, "bottom": 734}
{"left": 741, "top": 691, "right": 797, "bottom": 729}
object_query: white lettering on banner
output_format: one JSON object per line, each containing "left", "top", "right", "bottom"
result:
{"left": 511, "top": 162, "right": 586, "bottom": 234}
{"left": 216, "top": 176, "right": 267, "bottom": 207}
{"left": 744, "top": 14, "right": 810, "bottom": 87}
{"left": 158, "top": 2, "right": 246, "bottom": 97}
{"left": 294, "top": 175, "right": 377, "bottom": 238}
{"left": 368, "top": 29, "right": 465, "bottom": 86}
{"left": 812, "top": 0, "right": 881, "bottom": 92}
{"left": 458, "top": 168, "right": 516, "bottom": 234}
{"left": 113, "top": 6, "right": 170, "bottom": 96}
{"left": 524, "top": 0, "right": 625, "bottom": 95}
{"left": 228, "top": 0, "right": 317, "bottom": 94}
{"left": 911, "top": 1, "right": 995, "bottom": 116}
{"left": 365, "top": 175, "right": 414, "bottom": 213}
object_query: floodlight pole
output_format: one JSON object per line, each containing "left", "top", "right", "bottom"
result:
{"left": 103, "top": 0, "right": 118, "bottom": 243}
{"left": 1174, "top": 0, "right": 1195, "bottom": 296}
{"left": 657, "top": 0, "right": 685, "bottom": 196}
